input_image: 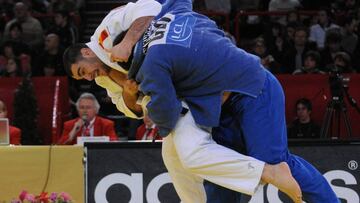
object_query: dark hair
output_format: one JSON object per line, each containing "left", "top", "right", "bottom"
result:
{"left": 295, "top": 26, "right": 309, "bottom": 37}
{"left": 296, "top": 98, "right": 312, "bottom": 111}
{"left": 253, "top": 37, "right": 265, "bottom": 46}
{"left": 325, "top": 30, "right": 341, "bottom": 44}
{"left": 334, "top": 51, "right": 351, "bottom": 68}
{"left": 62, "top": 43, "right": 88, "bottom": 77}
{"left": 304, "top": 51, "right": 321, "bottom": 67}
{"left": 2, "top": 41, "right": 20, "bottom": 56}
{"left": 9, "top": 22, "right": 22, "bottom": 33}
{"left": 4, "top": 57, "right": 22, "bottom": 77}
{"left": 54, "top": 9, "right": 70, "bottom": 19}
{"left": 286, "top": 10, "right": 300, "bottom": 22}
{"left": 286, "top": 22, "right": 298, "bottom": 29}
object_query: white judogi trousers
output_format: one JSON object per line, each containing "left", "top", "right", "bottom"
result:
{"left": 162, "top": 110, "right": 265, "bottom": 203}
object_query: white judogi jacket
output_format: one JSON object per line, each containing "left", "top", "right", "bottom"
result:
{"left": 87, "top": 0, "right": 161, "bottom": 118}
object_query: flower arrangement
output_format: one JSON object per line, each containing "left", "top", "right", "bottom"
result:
{"left": 11, "top": 190, "right": 73, "bottom": 203}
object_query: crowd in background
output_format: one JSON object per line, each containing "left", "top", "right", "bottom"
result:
{"left": 0, "top": 0, "right": 359, "bottom": 143}
{"left": 195, "top": 0, "right": 360, "bottom": 74}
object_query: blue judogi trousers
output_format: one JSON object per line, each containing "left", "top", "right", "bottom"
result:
{"left": 207, "top": 71, "right": 339, "bottom": 203}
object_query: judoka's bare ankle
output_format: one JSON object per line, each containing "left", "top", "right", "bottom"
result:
{"left": 261, "top": 163, "right": 274, "bottom": 184}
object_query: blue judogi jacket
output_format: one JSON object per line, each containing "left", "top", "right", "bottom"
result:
{"left": 136, "top": 0, "right": 266, "bottom": 136}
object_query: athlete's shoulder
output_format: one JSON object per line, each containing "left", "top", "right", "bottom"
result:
{"left": 111, "top": 5, "right": 126, "bottom": 12}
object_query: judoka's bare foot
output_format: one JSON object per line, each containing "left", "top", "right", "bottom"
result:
{"left": 262, "top": 162, "right": 302, "bottom": 203}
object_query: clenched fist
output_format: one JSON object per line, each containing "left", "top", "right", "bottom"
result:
{"left": 123, "top": 79, "right": 139, "bottom": 96}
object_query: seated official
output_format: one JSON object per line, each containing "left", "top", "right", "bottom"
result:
{"left": 135, "top": 115, "right": 161, "bottom": 140}
{"left": 0, "top": 99, "right": 21, "bottom": 145}
{"left": 58, "top": 93, "right": 118, "bottom": 145}
{"left": 287, "top": 98, "right": 321, "bottom": 138}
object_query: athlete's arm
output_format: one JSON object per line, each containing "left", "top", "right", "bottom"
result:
{"left": 110, "top": 16, "right": 154, "bottom": 63}
{"left": 108, "top": 0, "right": 161, "bottom": 62}
{"left": 122, "top": 79, "right": 143, "bottom": 116}
{"left": 107, "top": 69, "right": 143, "bottom": 116}
{"left": 136, "top": 48, "right": 182, "bottom": 137}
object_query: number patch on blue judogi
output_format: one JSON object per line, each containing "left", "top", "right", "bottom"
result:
{"left": 147, "top": 13, "right": 196, "bottom": 48}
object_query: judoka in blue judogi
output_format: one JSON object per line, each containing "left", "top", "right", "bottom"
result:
{"left": 131, "top": 0, "right": 339, "bottom": 202}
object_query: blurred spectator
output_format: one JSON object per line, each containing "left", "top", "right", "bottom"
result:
{"left": 7, "top": 22, "right": 22, "bottom": 41}
{"left": 293, "top": 50, "right": 325, "bottom": 74}
{"left": 283, "top": 27, "right": 316, "bottom": 73}
{"left": 58, "top": 92, "right": 118, "bottom": 145}
{"left": 268, "top": 0, "right": 301, "bottom": 12}
{"left": 309, "top": 9, "right": 340, "bottom": 49}
{"left": 204, "top": 0, "right": 231, "bottom": 14}
{"left": 287, "top": 98, "right": 320, "bottom": 139}
{"left": 264, "top": 22, "right": 283, "bottom": 47}
{"left": 320, "top": 30, "right": 344, "bottom": 69}
{"left": 1, "top": 57, "right": 22, "bottom": 77}
{"left": 264, "top": 22, "right": 290, "bottom": 68}
{"left": 34, "top": 33, "right": 65, "bottom": 76}
{"left": 135, "top": 115, "right": 161, "bottom": 140}
{"left": 331, "top": 0, "right": 358, "bottom": 25}
{"left": 341, "top": 17, "right": 358, "bottom": 54}
{"left": 0, "top": 99, "right": 21, "bottom": 144}
{"left": 49, "top": 10, "right": 78, "bottom": 48}
{"left": 268, "top": 0, "right": 302, "bottom": 25}
{"left": 19, "top": 53, "right": 31, "bottom": 74}
{"left": 286, "top": 10, "right": 300, "bottom": 25}
{"left": 200, "top": 0, "right": 232, "bottom": 31}
{"left": 252, "top": 37, "right": 281, "bottom": 73}
{"left": 22, "top": 0, "right": 47, "bottom": 14}
{"left": 344, "top": 0, "right": 358, "bottom": 11}
{"left": 0, "top": 0, "right": 14, "bottom": 41}
{"left": 285, "top": 22, "right": 298, "bottom": 45}
{"left": 0, "top": 41, "right": 31, "bottom": 75}
{"left": 1, "top": 41, "right": 16, "bottom": 59}
{"left": 47, "top": 0, "right": 76, "bottom": 13}
{"left": 3, "top": 2, "right": 44, "bottom": 50}
{"left": 3, "top": 22, "right": 32, "bottom": 54}
{"left": 0, "top": 0, "right": 15, "bottom": 20}
{"left": 0, "top": 39, "right": 32, "bottom": 67}
{"left": 74, "top": 0, "right": 85, "bottom": 11}
{"left": 326, "top": 51, "right": 354, "bottom": 73}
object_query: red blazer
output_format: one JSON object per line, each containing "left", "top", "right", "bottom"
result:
{"left": 58, "top": 116, "right": 118, "bottom": 145}
{"left": 135, "top": 124, "right": 162, "bottom": 140}
{"left": 9, "top": 125, "right": 21, "bottom": 145}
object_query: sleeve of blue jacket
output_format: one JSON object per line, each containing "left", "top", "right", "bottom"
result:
{"left": 136, "top": 46, "right": 183, "bottom": 137}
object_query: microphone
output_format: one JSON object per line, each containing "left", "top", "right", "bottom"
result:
{"left": 82, "top": 114, "right": 89, "bottom": 127}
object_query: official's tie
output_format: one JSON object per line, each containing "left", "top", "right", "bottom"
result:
{"left": 83, "top": 122, "right": 94, "bottom": 137}
{"left": 83, "top": 126, "right": 90, "bottom": 137}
